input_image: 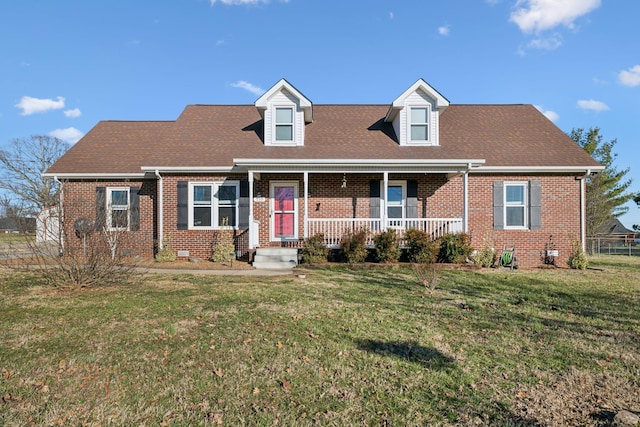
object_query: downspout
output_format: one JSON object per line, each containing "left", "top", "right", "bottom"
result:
{"left": 578, "top": 169, "right": 591, "bottom": 252}
{"left": 155, "top": 170, "right": 163, "bottom": 250}
{"left": 54, "top": 176, "right": 64, "bottom": 253}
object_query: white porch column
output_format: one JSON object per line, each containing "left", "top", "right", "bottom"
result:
{"left": 303, "top": 171, "right": 309, "bottom": 240}
{"left": 383, "top": 172, "right": 388, "bottom": 230}
{"left": 463, "top": 167, "right": 469, "bottom": 233}
{"left": 248, "top": 171, "right": 255, "bottom": 249}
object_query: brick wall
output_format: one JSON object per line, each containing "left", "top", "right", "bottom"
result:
{"left": 62, "top": 180, "right": 156, "bottom": 258}
{"left": 467, "top": 174, "right": 581, "bottom": 267}
{"left": 63, "top": 173, "right": 582, "bottom": 267}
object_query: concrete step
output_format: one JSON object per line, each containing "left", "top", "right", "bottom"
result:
{"left": 255, "top": 248, "right": 299, "bottom": 256}
{"left": 253, "top": 247, "right": 298, "bottom": 270}
{"left": 254, "top": 254, "right": 297, "bottom": 263}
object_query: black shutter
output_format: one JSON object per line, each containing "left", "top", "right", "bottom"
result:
{"left": 177, "top": 181, "right": 188, "bottom": 230}
{"left": 369, "top": 180, "right": 381, "bottom": 219}
{"left": 238, "top": 180, "right": 250, "bottom": 229}
{"left": 129, "top": 186, "right": 140, "bottom": 231}
{"left": 529, "top": 180, "right": 541, "bottom": 230}
{"left": 407, "top": 180, "right": 418, "bottom": 219}
{"left": 96, "top": 187, "right": 106, "bottom": 230}
{"left": 493, "top": 181, "right": 504, "bottom": 230}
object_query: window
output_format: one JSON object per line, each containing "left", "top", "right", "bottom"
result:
{"left": 504, "top": 183, "right": 527, "bottom": 228}
{"left": 107, "top": 187, "right": 130, "bottom": 230}
{"left": 410, "top": 107, "right": 429, "bottom": 142}
{"left": 275, "top": 107, "right": 294, "bottom": 141}
{"left": 189, "top": 182, "right": 239, "bottom": 229}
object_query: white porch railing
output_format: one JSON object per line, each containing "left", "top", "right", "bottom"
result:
{"left": 307, "top": 218, "right": 463, "bottom": 247}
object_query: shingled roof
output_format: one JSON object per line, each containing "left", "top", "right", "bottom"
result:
{"left": 46, "top": 103, "right": 601, "bottom": 176}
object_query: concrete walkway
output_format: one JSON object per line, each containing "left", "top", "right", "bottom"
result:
{"left": 136, "top": 266, "right": 294, "bottom": 276}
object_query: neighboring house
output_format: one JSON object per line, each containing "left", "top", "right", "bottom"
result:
{"left": 595, "top": 218, "right": 635, "bottom": 245}
{"left": 45, "top": 79, "right": 603, "bottom": 267}
{"left": 0, "top": 217, "right": 36, "bottom": 234}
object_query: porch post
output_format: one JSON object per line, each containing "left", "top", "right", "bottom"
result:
{"left": 383, "top": 171, "right": 388, "bottom": 231}
{"left": 303, "top": 171, "right": 309, "bottom": 240}
{"left": 248, "top": 171, "right": 254, "bottom": 249}
{"left": 463, "top": 166, "right": 469, "bottom": 233}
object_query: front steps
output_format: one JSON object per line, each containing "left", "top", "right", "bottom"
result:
{"left": 253, "top": 248, "right": 298, "bottom": 270}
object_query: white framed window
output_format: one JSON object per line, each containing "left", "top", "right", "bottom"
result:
{"left": 385, "top": 180, "right": 406, "bottom": 227}
{"left": 275, "top": 107, "right": 294, "bottom": 142}
{"left": 409, "top": 106, "right": 430, "bottom": 142}
{"left": 107, "top": 187, "right": 130, "bottom": 230}
{"left": 189, "top": 181, "right": 239, "bottom": 229}
{"left": 504, "top": 182, "right": 527, "bottom": 229}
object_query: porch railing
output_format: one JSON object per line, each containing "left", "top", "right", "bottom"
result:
{"left": 307, "top": 218, "right": 463, "bottom": 247}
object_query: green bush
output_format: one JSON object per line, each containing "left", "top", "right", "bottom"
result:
{"left": 301, "top": 233, "right": 329, "bottom": 264}
{"left": 374, "top": 229, "right": 401, "bottom": 263}
{"left": 473, "top": 243, "right": 496, "bottom": 268}
{"left": 567, "top": 240, "right": 588, "bottom": 270}
{"left": 404, "top": 228, "right": 438, "bottom": 263}
{"left": 340, "top": 228, "right": 368, "bottom": 263}
{"left": 437, "top": 232, "right": 473, "bottom": 264}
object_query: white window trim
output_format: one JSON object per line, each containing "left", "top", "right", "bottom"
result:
{"left": 188, "top": 181, "right": 240, "bottom": 230}
{"left": 407, "top": 105, "right": 432, "bottom": 145}
{"left": 273, "top": 105, "right": 296, "bottom": 145}
{"left": 107, "top": 187, "right": 130, "bottom": 231}
{"left": 504, "top": 181, "right": 528, "bottom": 230}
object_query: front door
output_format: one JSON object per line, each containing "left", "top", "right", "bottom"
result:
{"left": 270, "top": 181, "right": 298, "bottom": 241}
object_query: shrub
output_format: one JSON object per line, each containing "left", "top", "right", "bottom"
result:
{"left": 413, "top": 263, "right": 440, "bottom": 294}
{"left": 374, "top": 229, "right": 401, "bottom": 263}
{"left": 567, "top": 240, "right": 588, "bottom": 270}
{"left": 404, "top": 228, "right": 438, "bottom": 263}
{"left": 212, "top": 218, "right": 235, "bottom": 264}
{"left": 155, "top": 235, "right": 176, "bottom": 263}
{"left": 437, "top": 232, "right": 473, "bottom": 264}
{"left": 340, "top": 228, "right": 368, "bottom": 263}
{"left": 302, "top": 233, "right": 328, "bottom": 264}
{"left": 472, "top": 245, "right": 496, "bottom": 268}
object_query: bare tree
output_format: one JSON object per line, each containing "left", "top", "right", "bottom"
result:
{"left": 0, "top": 135, "right": 68, "bottom": 215}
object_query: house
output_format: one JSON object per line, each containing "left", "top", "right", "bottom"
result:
{"left": 596, "top": 218, "right": 636, "bottom": 245}
{"left": 44, "top": 79, "right": 603, "bottom": 267}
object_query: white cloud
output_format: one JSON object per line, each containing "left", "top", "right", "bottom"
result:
{"left": 527, "top": 34, "right": 562, "bottom": 50}
{"left": 64, "top": 108, "right": 82, "bottom": 118}
{"left": 534, "top": 105, "right": 559, "bottom": 122}
{"left": 438, "top": 24, "right": 450, "bottom": 36}
{"left": 49, "top": 127, "right": 84, "bottom": 144}
{"left": 15, "top": 96, "right": 65, "bottom": 116}
{"left": 577, "top": 99, "right": 609, "bottom": 112}
{"left": 230, "top": 80, "right": 265, "bottom": 96}
{"left": 510, "top": 0, "right": 601, "bottom": 33}
{"left": 618, "top": 65, "right": 640, "bottom": 87}
{"left": 389, "top": 11, "right": 394, "bottom": 20}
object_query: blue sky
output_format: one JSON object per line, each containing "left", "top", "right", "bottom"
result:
{"left": 1, "top": 0, "right": 639, "bottom": 228}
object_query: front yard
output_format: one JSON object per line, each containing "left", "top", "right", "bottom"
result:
{"left": 1, "top": 257, "right": 639, "bottom": 426}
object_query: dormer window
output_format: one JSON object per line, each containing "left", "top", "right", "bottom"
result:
{"left": 255, "top": 79, "right": 313, "bottom": 147}
{"left": 410, "top": 107, "right": 429, "bottom": 142}
{"left": 275, "top": 107, "right": 294, "bottom": 141}
{"left": 385, "top": 79, "right": 449, "bottom": 147}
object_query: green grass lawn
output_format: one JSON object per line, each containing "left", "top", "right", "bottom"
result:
{"left": 1, "top": 257, "right": 639, "bottom": 426}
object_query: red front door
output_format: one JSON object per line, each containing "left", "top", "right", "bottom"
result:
{"left": 271, "top": 182, "right": 298, "bottom": 240}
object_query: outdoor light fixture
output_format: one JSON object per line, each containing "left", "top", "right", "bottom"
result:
{"left": 341, "top": 173, "right": 347, "bottom": 189}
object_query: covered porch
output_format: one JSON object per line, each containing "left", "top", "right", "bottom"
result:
{"left": 238, "top": 158, "right": 485, "bottom": 250}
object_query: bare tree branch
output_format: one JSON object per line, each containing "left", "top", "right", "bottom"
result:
{"left": 0, "top": 135, "right": 68, "bottom": 215}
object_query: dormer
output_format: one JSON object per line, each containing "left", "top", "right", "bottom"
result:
{"left": 384, "top": 79, "right": 449, "bottom": 146}
{"left": 255, "top": 79, "right": 313, "bottom": 146}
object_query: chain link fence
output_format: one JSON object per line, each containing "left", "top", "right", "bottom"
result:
{"left": 586, "top": 237, "right": 640, "bottom": 257}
